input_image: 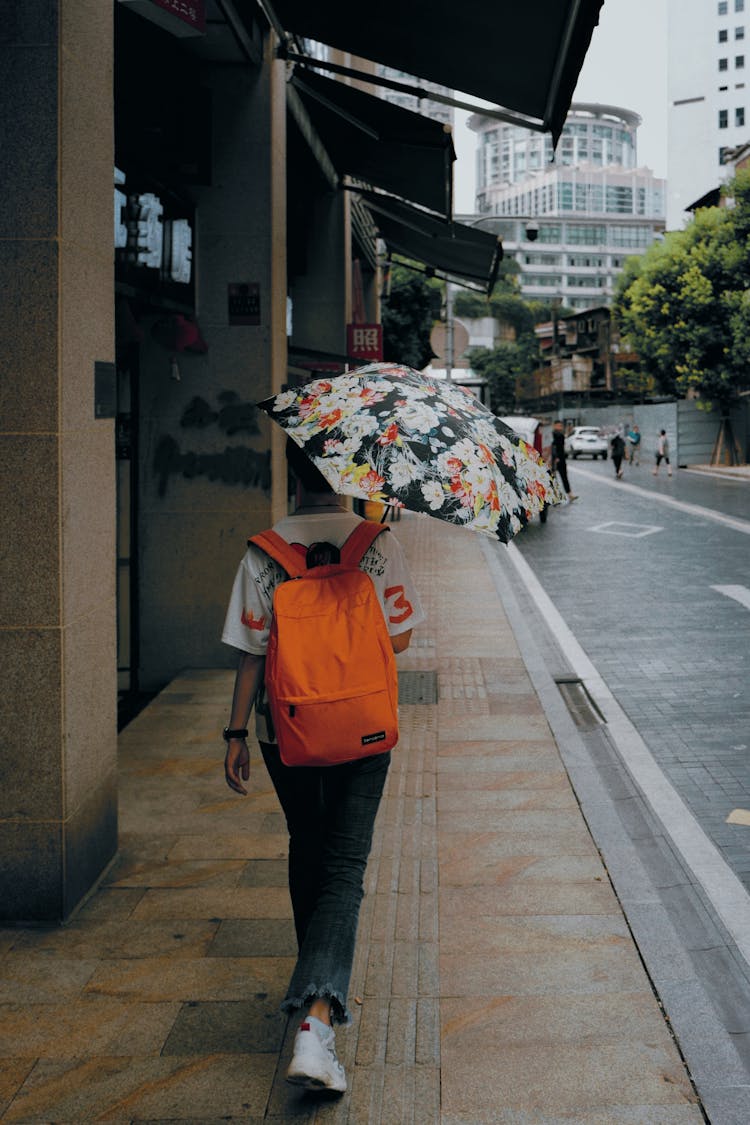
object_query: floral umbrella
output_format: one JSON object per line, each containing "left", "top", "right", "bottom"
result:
{"left": 257, "top": 363, "right": 564, "bottom": 543}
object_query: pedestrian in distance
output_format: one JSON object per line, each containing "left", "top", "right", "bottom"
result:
{"left": 653, "top": 429, "right": 673, "bottom": 477}
{"left": 550, "top": 420, "right": 578, "bottom": 502}
{"left": 627, "top": 423, "right": 641, "bottom": 466}
{"left": 222, "top": 438, "right": 424, "bottom": 1095}
{"left": 610, "top": 430, "right": 626, "bottom": 479}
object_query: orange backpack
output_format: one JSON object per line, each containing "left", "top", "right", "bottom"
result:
{"left": 249, "top": 522, "right": 399, "bottom": 767}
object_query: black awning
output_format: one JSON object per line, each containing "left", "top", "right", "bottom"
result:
{"left": 687, "top": 187, "right": 721, "bottom": 212}
{"left": 291, "top": 71, "right": 454, "bottom": 218}
{"left": 359, "top": 191, "right": 502, "bottom": 294}
{"left": 272, "top": 0, "right": 603, "bottom": 143}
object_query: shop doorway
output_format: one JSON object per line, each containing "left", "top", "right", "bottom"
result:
{"left": 115, "top": 337, "right": 142, "bottom": 725}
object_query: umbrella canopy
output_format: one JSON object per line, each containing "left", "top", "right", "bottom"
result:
{"left": 257, "top": 363, "right": 563, "bottom": 543}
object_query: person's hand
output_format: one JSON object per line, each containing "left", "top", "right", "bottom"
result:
{"left": 224, "top": 738, "right": 250, "bottom": 795}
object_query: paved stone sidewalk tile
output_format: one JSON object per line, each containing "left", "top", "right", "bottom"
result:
{"left": 162, "top": 999, "right": 285, "bottom": 1054}
{"left": 0, "top": 998, "right": 180, "bottom": 1058}
{"left": 439, "top": 911, "right": 631, "bottom": 956}
{"left": 130, "top": 885, "right": 292, "bottom": 921}
{"left": 2, "top": 1054, "right": 277, "bottom": 1122}
{"left": 440, "top": 1041, "right": 699, "bottom": 1119}
{"left": 440, "top": 1109, "right": 704, "bottom": 1124}
{"left": 0, "top": 1061, "right": 36, "bottom": 1117}
{"left": 0, "top": 956, "right": 99, "bottom": 1004}
{"left": 7, "top": 918, "right": 218, "bottom": 959}
{"left": 208, "top": 918, "right": 297, "bottom": 958}
{"left": 83, "top": 954, "right": 294, "bottom": 1002}
{"left": 441, "top": 943, "right": 649, "bottom": 997}
{"left": 168, "top": 832, "right": 288, "bottom": 861}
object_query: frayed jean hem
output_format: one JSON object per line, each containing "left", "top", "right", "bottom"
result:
{"left": 281, "top": 983, "right": 351, "bottom": 1026}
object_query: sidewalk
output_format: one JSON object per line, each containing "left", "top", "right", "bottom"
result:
{"left": 0, "top": 514, "right": 704, "bottom": 1123}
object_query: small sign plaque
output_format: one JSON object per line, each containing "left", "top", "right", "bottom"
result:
{"left": 228, "top": 283, "right": 261, "bottom": 326}
{"left": 94, "top": 361, "right": 117, "bottom": 419}
{"left": 347, "top": 323, "right": 383, "bottom": 362}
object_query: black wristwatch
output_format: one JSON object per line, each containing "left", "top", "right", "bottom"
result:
{"left": 223, "top": 726, "right": 248, "bottom": 741}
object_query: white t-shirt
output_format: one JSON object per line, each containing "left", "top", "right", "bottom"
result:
{"left": 221, "top": 510, "right": 425, "bottom": 744}
{"left": 222, "top": 510, "right": 425, "bottom": 655}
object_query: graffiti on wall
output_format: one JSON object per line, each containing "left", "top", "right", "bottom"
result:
{"left": 153, "top": 390, "right": 270, "bottom": 497}
{"left": 180, "top": 390, "right": 260, "bottom": 436}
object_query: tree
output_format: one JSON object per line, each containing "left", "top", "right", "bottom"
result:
{"left": 614, "top": 170, "right": 750, "bottom": 412}
{"left": 469, "top": 343, "right": 531, "bottom": 413}
{"left": 381, "top": 266, "right": 438, "bottom": 370}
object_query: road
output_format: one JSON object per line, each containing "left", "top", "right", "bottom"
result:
{"left": 514, "top": 458, "right": 750, "bottom": 889}
{"left": 489, "top": 459, "right": 750, "bottom": 1120}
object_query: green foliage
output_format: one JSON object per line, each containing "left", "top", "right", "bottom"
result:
{"left": 614, "top": 169, "right": 750, "bottom": 409}
{"left": 381, "top": 266, "right": 437, "bottom": 370}
{"left": 453, "top": 271, "right": 563, "bottom": 412}
{"left": 453, "top": 291, "right": 491, "bottom": 319}
{"left": 469, "top": 335, "right": 539, "bottom": 414}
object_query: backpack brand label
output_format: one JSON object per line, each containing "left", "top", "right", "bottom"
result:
{"left": 361, "top": 731, "right": 387, "bottom": 746}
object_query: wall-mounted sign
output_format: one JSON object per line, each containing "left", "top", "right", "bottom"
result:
{"left": 114, "top": 169, "right": 193, "bottom": 288}
{"left": 228, "top": 283, "right": 261, "bottom": 326}
{"left": 347, "top": 323, "right": 383, "bottom": 363}
{"left": 118, "top": 0, "right": 206, "bottom": 37}
{"left": 167, "top": 218, "right": 192, "bottom": 284}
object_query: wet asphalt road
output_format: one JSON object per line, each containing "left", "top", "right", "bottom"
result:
{"left": 513, "top": 457, "right": 750, "bottom": 889}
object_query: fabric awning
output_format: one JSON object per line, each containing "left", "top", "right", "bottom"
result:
{"left": 271, "top": 0, "right": 604, "bottom": 144}
{"left": 358, "top": 190, "right": 502, "bottom": 294}
{"left": 291, "top": 71, "right": 454, "bottom": 218}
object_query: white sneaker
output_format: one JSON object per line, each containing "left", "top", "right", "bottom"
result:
{"left": 286, "top": 1016, "right": 347, "bottom": 1093}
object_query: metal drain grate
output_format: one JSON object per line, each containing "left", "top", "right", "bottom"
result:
{"left": 555, "top": 676, "right": 605, "bottom": 731}
{"left": 398, "top": 670, "right": 439, "bottom": 705}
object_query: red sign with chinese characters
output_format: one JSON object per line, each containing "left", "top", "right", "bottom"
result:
{"left": 347, "top": 323, "right": 383, "bottom": 363}
{"left": 150, "top": 0, "right": 205, "bottom": 33}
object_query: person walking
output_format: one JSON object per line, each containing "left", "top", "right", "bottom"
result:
{"left": 550, "top": 420, "right": 578, "bottom": 501}
{"left": 627, "top": 423, "right": 641, "bottom": 466}
{"left": 653, "top": 429, "right": 673, "bottom": 477}
{"left": 222, "top": 439, "right": 424, "bottom": 1094}
{"left": 610, "top": 430, "right": 626, "bottom": 479}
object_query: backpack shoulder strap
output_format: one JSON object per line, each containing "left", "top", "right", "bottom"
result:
{"left": 249, "top": 530, "right": 307, "bottom": 578}
{"left": 340, "top": 520, "right": 390, "bottom": 567}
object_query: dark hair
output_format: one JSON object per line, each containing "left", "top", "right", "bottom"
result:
{"left": 286, "top": 436, "right": 334, "bottom": 493}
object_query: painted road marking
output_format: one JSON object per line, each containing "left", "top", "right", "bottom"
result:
{"left": 504, "top": 539, "right": 750, "bottom": 971}
{"left": 589, "top": 520, "right": 663, "bottom": 538}
{"left": 570, "top": 465, "right": 750, "bottom": 535}
{"left": 712, "top": 584, "right": 750, "bottom": 611}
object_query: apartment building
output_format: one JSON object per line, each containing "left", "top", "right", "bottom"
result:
{"left": 668, "top": 0, "right": 749, "bottom": 227}
{"left": 466, "top": 104, "right": 665, "bottom": 309}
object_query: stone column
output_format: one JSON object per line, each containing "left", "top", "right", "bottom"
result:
{"left": 0, "top": 1, "right": 117, "bottom": 921}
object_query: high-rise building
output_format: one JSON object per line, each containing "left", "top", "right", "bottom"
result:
{"left": 466, "top": 104, "right": 666, "bottom": 309}
{"left": 376, "top": 65, "right": 454, "bottom": 132}
{"left": 667, "top": 0, "right": 748, "bottom": 229}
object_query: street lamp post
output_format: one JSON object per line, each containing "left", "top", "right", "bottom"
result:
{"left": 445, "top": 283, "right": 454, "bottom": 379}
{"left": 550, "top": 295, "right": 562, "bottom": 416}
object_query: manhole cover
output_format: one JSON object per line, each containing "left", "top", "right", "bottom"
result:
{"left": 398, "top": 670, "right": 439, "bottom": 705}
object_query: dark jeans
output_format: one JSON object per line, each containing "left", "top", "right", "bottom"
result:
{"left": 260, "top": 743, "right": 390, "bottom": 1025}
{"left": 553, "top": 456, "right": 571, "bottom": 493}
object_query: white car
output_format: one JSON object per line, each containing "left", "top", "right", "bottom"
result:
{"left": 565, "top": 426, "right": 608, "bottom": 460}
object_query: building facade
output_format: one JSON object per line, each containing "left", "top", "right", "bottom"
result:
{"left": 667, "top": 0, "right": 749, "bottom": 228}
{"left": 0, "top": 0, "right": 604, "bottom": 923}
{"left": 375, "top": 66, "right": 454, "bottom": 130}
{"left": 467, "top": 105, "right": 666, "bottom": 308}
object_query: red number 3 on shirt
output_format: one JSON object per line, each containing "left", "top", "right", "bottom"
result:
{"left": 385, "top": 584, "right": 413, "bottom": 625}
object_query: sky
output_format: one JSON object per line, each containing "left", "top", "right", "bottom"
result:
{"left": 452, "top": 0, "right": 669, "bottom": 211}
